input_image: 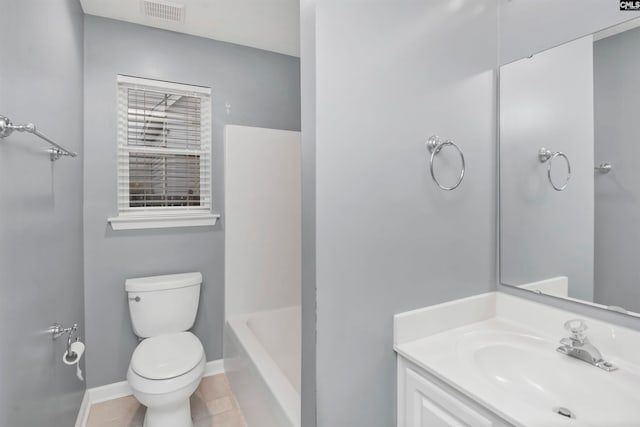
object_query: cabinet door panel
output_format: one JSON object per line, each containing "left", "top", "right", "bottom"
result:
{"left": 405, "top": 368, "right": 494, "bottom": 427}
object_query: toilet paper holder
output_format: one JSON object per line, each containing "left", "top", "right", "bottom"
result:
{"left": 49, "top": 323, "right": 79, "bottom": 362}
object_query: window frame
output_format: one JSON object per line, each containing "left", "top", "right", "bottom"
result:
{"left": 108, "top": 75, "right": 219, "bottom": 230}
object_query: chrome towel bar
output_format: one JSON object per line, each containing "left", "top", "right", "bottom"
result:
{"left": 0, "top": 115, "right": 77, "bottom": 161}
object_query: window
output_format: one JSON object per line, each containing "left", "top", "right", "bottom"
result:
{"left": 108, "top": 75, "right": 218, "bottom": 230}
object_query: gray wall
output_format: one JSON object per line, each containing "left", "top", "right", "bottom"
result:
{"left": 83, "top": 16, "right": 300, "bottom": 387}
{"left": 0, "top": 1, "right": 85, "bottom": 426}
{"left": 594, "top": 27, "right": 640, "bottom": 313}
{"left": 308, "top": 1, "right": 498, "bottom": 425}
{"left": 500, "top": 36, "right": 595, "bottom": 301}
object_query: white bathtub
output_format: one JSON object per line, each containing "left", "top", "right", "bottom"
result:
{"left": 224, "top": 306, "right": 301, "bottom": 427}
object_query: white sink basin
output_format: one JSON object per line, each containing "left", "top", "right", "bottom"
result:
{"left": 457, "top": 330, "right": 640, "bottom": 425}
{"left": 397, "top": 316, "right": 640, "bottom": 426}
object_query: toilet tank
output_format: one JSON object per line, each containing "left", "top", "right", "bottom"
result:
{"left": 125, "top": 272, "right": 202, "bottom": 338}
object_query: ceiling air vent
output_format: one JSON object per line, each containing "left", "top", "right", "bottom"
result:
{"left": 141, "top": 0, "right": 185, "bottom": 23}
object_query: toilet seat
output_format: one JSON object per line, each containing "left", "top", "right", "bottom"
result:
{"left": 127, "top": 355, "right": 205, "bottom": 396}
{"left": 131, "top": 332, "right": 204, "bottom": 380}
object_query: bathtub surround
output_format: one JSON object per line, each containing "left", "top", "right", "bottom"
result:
{"left": 302, "top": 1, "right": 498, "bottom": 425}
{"left": 83, "top": 16, "right": 301, "bottom": 388}
{"left": 225, "top": 307, "right": 301, "bottom": 427}
{"left": 0, "top": 1, "right": 85, "bottom": 426}
{"left": 224, "top": 126, "right": 301, "bottom": 318}
{"left": 223, "top": 125, "right": 301, "bottom": 425}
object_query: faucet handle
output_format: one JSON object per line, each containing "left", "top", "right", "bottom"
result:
{"left": 564, "top": 319, "right": 588, "bottom": 342}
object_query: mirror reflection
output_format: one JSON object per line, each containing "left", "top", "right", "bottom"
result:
{"left": 500, "top": 18, "right": 640, "bottom": 315}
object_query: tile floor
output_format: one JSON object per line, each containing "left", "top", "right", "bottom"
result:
{"left": 86, "top": 374, "right": 247, "bottom": 427}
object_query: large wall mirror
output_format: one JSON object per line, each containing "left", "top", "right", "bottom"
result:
{"left": 499, "top": 10, "right": 640, "bottom": 317}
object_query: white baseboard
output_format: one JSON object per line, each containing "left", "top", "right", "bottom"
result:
{"left": 88, "top": 380, "right": 133, "bottom": 404}
{"left": 204, "top": 358, "right": 225, "bottom": 377}
{"left": 75, "top": 359, "right": 224, "bottom": 426}
{"left": 74, "top": 390, "right": 90, "bottom": 427}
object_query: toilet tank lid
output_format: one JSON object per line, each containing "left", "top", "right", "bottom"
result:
{"left": 125, "top": 272, "right": 202, "bottom": 292}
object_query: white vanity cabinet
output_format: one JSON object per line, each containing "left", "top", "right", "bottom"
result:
{"left": 397, "top": 357, "right": 511, "bottom": 427}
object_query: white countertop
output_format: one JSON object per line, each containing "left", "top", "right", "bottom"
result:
{"left": 394, "top": 292, "right": 640, "bottom": 427}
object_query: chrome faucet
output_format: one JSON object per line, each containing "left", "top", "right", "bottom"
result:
{"left": 556, "top": 319, "right": 617, "bottom": 372}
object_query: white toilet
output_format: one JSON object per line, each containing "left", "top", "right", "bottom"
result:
{"left": 125, "top": 272, "right": 206, "bottom": 427}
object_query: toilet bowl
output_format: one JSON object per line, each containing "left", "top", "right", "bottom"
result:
{"left": 127, "top": 332, "right": 205, "bottom": 427}
{"left": 125, "top": 272, "right": 205, "bottom": 427}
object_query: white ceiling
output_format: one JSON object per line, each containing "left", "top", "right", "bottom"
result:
{"left": 79, "top": 0, "right": 300, "bottom": 57}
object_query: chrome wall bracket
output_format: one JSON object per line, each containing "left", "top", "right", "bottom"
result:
{"left": 49, "top": 323, "right": 79, "bottom": 361}
{"left": 49, "top": 323, "right": 77, "bottom": 340}
{"left": 48, "top": 148, "right": 66, "bottom": 162}
{"left": 0, "top": 116, "right": 13, "bottom": 139}
{"left": 594, "top": 163, "right": 612, "bottom": 174}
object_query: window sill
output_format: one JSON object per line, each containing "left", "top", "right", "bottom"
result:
{"left": 108, "top": 213, "right": 220, "bottom": 230}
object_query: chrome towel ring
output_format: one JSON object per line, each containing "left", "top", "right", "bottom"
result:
{"left": 538, "top": 147, "right": 571, "bottom": 191}
{"left": 426, "top": 135, "right": 465, "bottom": 191}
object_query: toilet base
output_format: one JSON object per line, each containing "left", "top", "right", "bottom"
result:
{"left": 143, "top": 400, "right": 193, "bottom": 427}
{"left": 127, "top": 356, "right": 205, "bottom": 427}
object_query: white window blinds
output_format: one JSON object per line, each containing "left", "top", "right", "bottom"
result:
{"left": 116, "top": 76, "right": 212, "bottom": 218}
